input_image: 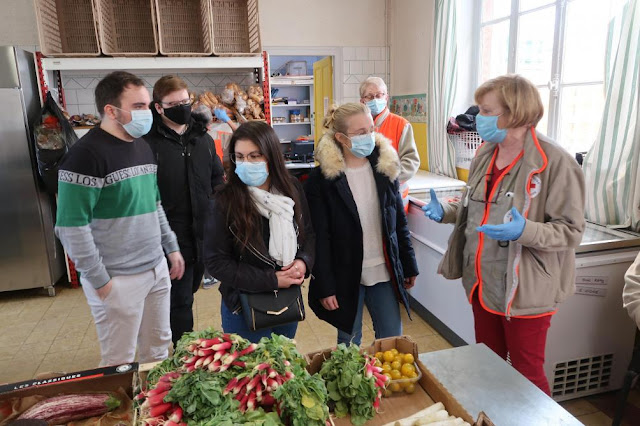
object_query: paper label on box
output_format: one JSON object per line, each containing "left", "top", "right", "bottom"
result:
{"left": 0, "top": 363, "right": 138, "bottom": 394}
{"left": 576, "top": 276, "right": 608, "bottom": 286}
{"left": 575, "top": 276, "right": 608, "bottom": 297}
{"left": 575, "top": 286, "right": 607, "bottom": 297}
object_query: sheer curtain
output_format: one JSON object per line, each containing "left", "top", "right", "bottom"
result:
{"left": 427, "top": 0, "right": 458, "bottom": 178}
{"left": 584, "top": 0, "right": 640, "bottom": 230}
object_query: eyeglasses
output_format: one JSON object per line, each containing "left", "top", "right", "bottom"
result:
{"left": 345, "top": 126, "right": 378, "bottom": 137}
{"left": 230, "top": 151, "right": 265, "bottom": 164}
{"left": 161, "top": 99, "right": 193, "bottom": 108}
{"left": 362, "top": 92, "right": 387, "bottom": 102}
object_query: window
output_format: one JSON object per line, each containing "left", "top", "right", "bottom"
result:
{"left": 477, "top": 0, "right": 624, "bottom": 154}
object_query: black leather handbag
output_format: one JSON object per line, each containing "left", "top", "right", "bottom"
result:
{"left": 238, "top": 286, "right": 306, "bottom": 331}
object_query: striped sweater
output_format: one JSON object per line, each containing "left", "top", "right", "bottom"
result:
{"left": 55, "top": 127, "right": 179, "bottom": 289}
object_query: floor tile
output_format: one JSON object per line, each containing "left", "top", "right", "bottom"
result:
{"left": 48, "top": 336, "right": 82, "bottom": 354}
{"left": 37, "top": 350, "right": 78, "bottom": 376}
{"left": 560, "top": 399, "right": 600, "bottom": 417}
{"left": 0, "top": 344, "right": 21, "bottom": 361}
{"left": 576, "top": 411, "right": 613, "bottom": 426}
{"left": 20, "top": 342, "right": 54, "bottom": 356}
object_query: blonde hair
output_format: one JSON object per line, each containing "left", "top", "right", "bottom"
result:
{"left": 359, "top": 77, "right": 388, "bottom": 98}
{"left": 474, "top": 74, "right": 544, "bottom": 128}
{"left": 323, "top": 102, "right": 371, "bottom": 135}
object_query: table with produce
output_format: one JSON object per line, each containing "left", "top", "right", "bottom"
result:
{"left": 0, "top": 330, "right": 483, "bottom": 426}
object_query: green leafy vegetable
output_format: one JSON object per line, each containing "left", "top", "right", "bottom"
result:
{"left": 273, "top": 372, "right": 330, "bottom": 426}
{"left": 319, "top": 344, "right": 378, "bottom": 426}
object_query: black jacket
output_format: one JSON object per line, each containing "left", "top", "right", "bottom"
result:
{"left": 203, "top": 179, "right": 315, "bottom": 312}
{"left": 304, "top": 133, "right": 419, "bottom": 334}
{"left": 145, "top": 114, "right": 224, "bottom": 263}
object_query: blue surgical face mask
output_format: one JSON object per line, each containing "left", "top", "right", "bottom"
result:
{"left": 476, "top": 114, "right": 507, "bottom": 143}
{"left": 348, "top": 132, "right": 376, "bottom": 158}
{"left": 115, "top": 108, "right": 153, "bottom": 138}
{"left": 366, "top": 98, "right": 387, "bottom": 116}
{"left": 235, "top": 161, "right": 269, "bottom": 187}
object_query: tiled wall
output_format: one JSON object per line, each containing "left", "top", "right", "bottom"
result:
{"left": 61, "top": 71, "right": 256, "bottom": 116}
{"left": 341, "top": 46, "right": 389, "bottom": 104}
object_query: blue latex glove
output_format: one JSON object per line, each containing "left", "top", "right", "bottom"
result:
{"left": 477, "top": 207, "right": 526, "bottom": 241}
{"left": 214, "top": 108, "right": 230, "bottom": 123}
{"left": 421, "top": 189, "right": 444, "bottom": 222}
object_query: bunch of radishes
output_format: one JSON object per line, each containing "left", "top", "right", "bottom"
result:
{"left": 364, "top": 354, "right": 389, "bottom": 410}
{"left": 182, "top": 335, "right": 258, "bottom": 373}
{"left": 223, "top": 361, "right": 296, "bottom": 412}
{"left": 136, "top": 372, "right": 183, "bottom": 426}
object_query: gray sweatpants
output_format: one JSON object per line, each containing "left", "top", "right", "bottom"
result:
{"left": 82, "top": 260, "right": 172, "bottom": 366}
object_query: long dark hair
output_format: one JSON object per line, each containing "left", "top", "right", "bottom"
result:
{"left": 216, "top": 121, "right": 303, "bottom": 250}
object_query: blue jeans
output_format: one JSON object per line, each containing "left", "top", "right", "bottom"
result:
{"left": 337, "top": 281, "right": 402, "bottom": 346}
{"left": 221, "top": 301, "right": 298, "bottom": 343}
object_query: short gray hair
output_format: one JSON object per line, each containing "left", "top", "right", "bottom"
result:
{"left": 359, "top": 77, "right": 388, "bottom": 98}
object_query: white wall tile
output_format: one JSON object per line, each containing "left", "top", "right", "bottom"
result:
{"left": 349, "top": 61, "right": 363, "bottom": 75}
{"left": 343, "top": 62, "right": 351, "bottom": 81}
{"left": 76, "top": 89, "right": 94, "bottom": 105}
{"left": 355, "top": 47, "right": 368, "bottom": 60}
{"left": 78, "top": 104, "right": 96, "bottom": 115}
{"left": 344, "top": 84, "right": 360, "bottom": 98}
{"left": 368, "top": 47, "right": 383, "bottom": 61}
{"left": 64, "top": 79, "right": 83, "bottom": 90}
{"left": 63, "top": 89, "right": 78, "bottom": 105}
{"left": 74, "top": 77, "right": 94, "bottom": 89}
{"left": 374, "top": 60, "right": 387, "bottom": 74}
{"left": 66, "top": 105, "right": 80, "bottom": 116}
{"left": 343, "top": 47, "right": 356, "bottom": 60}
{"left": 344, "top": 75, "right": 359, "bottom": 84}
{"left": 362, "top": 61, "right": 375, "bottom": 75}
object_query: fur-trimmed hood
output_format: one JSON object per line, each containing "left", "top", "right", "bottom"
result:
{"left": 315, "top": 132, "right": 400, "bottom": 181}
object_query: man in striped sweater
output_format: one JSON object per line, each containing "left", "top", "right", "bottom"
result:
{"left": 55, "top": 71, "right": 185, "bottom": 366}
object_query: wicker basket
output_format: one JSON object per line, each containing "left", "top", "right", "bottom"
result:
{"left": 34, "top": 0, "right": 100, "bottom": 57}
{"left": 450, "top": 131, "right": 482, "bottom": 169}
{"left": 210, "top": 0, "right": 262, "bottom": 56}
{"left": 96, "top": 0, "right": 158, "bottom": 56}
{"left": 156, "top": 0, "right": 213, "bottom": 56}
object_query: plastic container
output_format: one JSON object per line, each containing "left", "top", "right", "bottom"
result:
{"left": 96, "top": 0, "right": 158, "bottom": 56}
{"left": 210, "top": 0, "right": 262, "bottom": 56}
{"left": 450, "top": 131, "right": 482, "bottom": 170}
{"left": 156, "top": 0, "right": 213, "bottom": 56}
{"left": 35, "top": 0, "right": 101, "bottom": 57}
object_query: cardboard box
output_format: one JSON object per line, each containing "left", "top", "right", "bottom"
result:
{"left": 305, "top": 336, "right": 492, "bottom": 426}
{"left": 0, "top": 363, "right": 138, "bottom": 426}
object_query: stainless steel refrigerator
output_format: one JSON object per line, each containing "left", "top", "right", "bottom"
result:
{"left": 0, "top": 46, "right": 65, "bottom": 295}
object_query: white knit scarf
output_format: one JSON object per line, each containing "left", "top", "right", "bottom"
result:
{"left": 248, "top": 186, "right": 297, "bottom": 267}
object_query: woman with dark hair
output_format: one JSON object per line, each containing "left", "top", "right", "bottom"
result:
{"left": 203, "top": 121, "right": 315, "bottom": 342}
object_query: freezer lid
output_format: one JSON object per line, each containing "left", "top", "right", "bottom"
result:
{"left": 406, "top": 170, "right": 466, "bottom": 192}
{"left": 577, "top": 222, "right": 640, "bottom": 253}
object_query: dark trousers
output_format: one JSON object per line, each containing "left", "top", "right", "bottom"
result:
{"left": 170, "top": 261, "right": 205, "bottom": 346}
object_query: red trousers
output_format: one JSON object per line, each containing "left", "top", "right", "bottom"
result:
{"left": 472, "top": 292, "right": 552, "bottom": 395}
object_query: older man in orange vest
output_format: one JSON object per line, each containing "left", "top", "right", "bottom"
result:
{"left": 360, "top": 77, "right": 420, "bottom": 210}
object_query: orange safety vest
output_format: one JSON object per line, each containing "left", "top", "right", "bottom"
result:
{"left": 375, "top": 109, "right": 411, "bottom": 212}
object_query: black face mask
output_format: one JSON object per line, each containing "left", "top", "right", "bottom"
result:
{"left": 163, "top": 104, "right": 192, "bottom": 125}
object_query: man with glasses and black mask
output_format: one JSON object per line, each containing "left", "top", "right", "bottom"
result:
{"left": 145, "top": 75, "right": 225, "bottom": 347}
{"left": 55, "top": 71, "right": 185, "bottom": 366}
{"left": 360, "top": 77, "right": 420, "bottom": 211}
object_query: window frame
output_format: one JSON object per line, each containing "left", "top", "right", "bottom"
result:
{"left": 474, "top": 0, "right": 607, "bottom": 148}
